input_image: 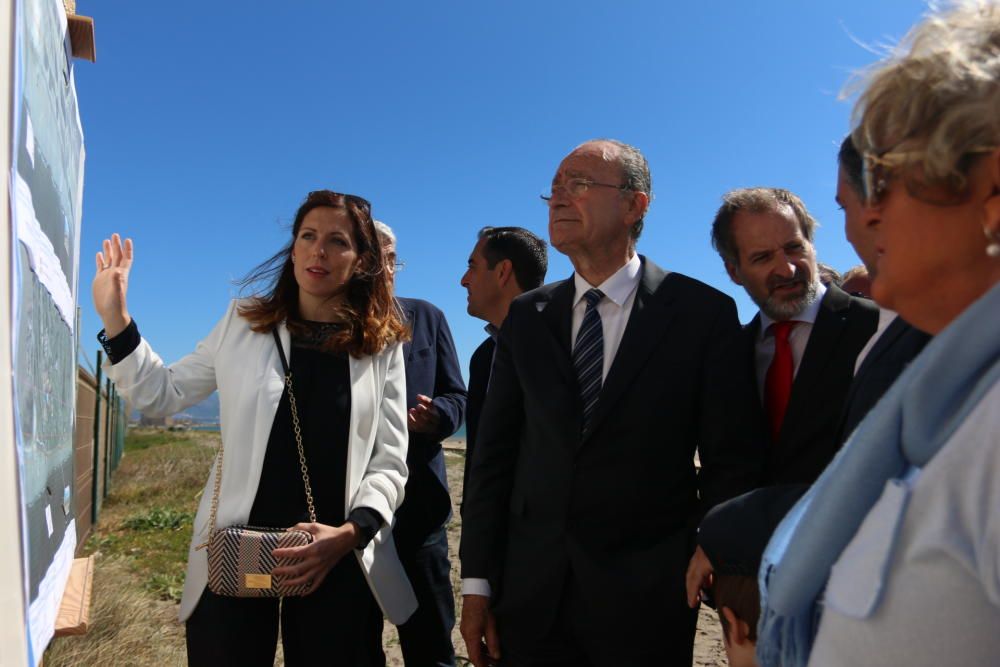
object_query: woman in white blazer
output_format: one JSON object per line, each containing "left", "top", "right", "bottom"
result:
{"left": 92, "top": 191, "right": 417, "bottom": 666}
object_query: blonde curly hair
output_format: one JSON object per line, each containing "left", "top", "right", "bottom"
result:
{"left": 850, "top": 1, "right": 1000, "bottom": 199}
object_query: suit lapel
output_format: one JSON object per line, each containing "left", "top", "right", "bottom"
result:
{"left": 840, "top": 316, "right": 914, "bottom": 424}
{"left": 746, "top": 314, "right": 763, "bottom": 400}
{"left": 399, "top": 300, "right": 416, "bottom": 361}
{"left": 854, "top": 315, "right": 906, "bottom": 381}
{"left": 534, "top": 277, "right": 576, "bottom": 386}
{"left": 347, "top": 353, "right": 377, "bottom": 504}
{"left": 584, "top": 258, "right": 676, "bottom": 441}
{"left": 779, "top": 285, "right": 851, "bottom": 446}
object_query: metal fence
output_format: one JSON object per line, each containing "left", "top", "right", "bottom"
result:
{"left": 73, "top": 350, "right": 127, "bottom": 550}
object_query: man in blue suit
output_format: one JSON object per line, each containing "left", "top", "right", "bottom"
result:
{"left": 376, "top": 221, "right": 468, "bottom": 667}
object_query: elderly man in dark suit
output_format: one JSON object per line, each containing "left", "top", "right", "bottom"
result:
{"left": 710, "top": 187, "right": 879, "bottom": 486}
{"left": 459, "top": 139, "right": 764, "bottom": 666}
{"left": 459, "top": 226, "right": 547, "bottom": 508}
{"left": 376, "top": 222, "right": 467, "bottom": 667}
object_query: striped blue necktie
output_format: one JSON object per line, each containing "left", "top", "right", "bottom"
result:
{"left": 573, "top": 288, "right": 605, "bottom": 436}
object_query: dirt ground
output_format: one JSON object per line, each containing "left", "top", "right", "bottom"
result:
{"left": 381, "top": 444, "right": 728, "bottom": 666}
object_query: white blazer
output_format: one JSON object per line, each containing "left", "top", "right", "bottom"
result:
{"left": 104, "top": 300, "right": 418, "bottom": 623}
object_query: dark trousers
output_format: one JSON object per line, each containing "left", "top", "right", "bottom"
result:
{"left": 498, "top": 574, "right": 697, "bottom": 667}
{"left": 392, "top": 525, "right": 456, "bottom": 666}
{"left": 186, "top": 555, "right": 384, "bottom": 667}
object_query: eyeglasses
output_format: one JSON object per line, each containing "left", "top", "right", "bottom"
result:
{"left": 861, "top": 150, "right": 921, "bottom": 206}
{"left": 862, "top": 146, "right": 998, "bottom": 206}
{"left": 383, "top": 250, "right": 405, "bottom": 272}
{"left": 540, "top": 178, "right": 630, "bottom": 202}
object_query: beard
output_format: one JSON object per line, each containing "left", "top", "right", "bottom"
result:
{"left": 755, "top": 276, "right": 820, "bottom": 321}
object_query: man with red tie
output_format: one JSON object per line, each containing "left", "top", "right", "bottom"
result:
{"left": 710, "top": 187, "right": 879, "bottom": 485}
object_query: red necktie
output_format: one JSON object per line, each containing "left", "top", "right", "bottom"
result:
{"left": 765, "top": 321, "right": 797, "bottom": 442}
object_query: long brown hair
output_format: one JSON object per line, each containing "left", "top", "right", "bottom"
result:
{"left": 237, "top": 190, "right": 409, "bottom": 356}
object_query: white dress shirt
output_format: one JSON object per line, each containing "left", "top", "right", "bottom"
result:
{"left": 754, "top": 281, "right": 826, "bottom": 401}
{"left": 854, "top": 307, "right": 897, "bottom": 374}
{"left": 571, "top": 253, "right": 643, "bottom": 380}
{"left": 462, "top": 253, "right": 643, "bottom": 598}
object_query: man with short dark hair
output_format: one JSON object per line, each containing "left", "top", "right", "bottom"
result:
{"left": 460, "top": 139, "right": 763, "bottom": 666}
{"left": 459, "top": 226, "right": 547, "bottom": 503}
{"left": 834, "top": 137, "right": 931, "bottom": 441}
{"left": 711, "top": 187, "right": 879, "bottom": 485}
{"left": 375, "top": 221, "right": 467, "bottom": 667}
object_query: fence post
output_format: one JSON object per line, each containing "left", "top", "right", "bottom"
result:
{"left": 91, "top": 350, "right": 103, "bottom": 524}
{"left": 109, "top": 385, "right": 117, "bottom": 473}
{"left": 103, "top": 378, "right": 112, "bottom": 498}
{"left": 112, "top": 389, "right": 121, "bottom": 471}
{"left": 118, "top": 398, "right": 126, "bottom": 464}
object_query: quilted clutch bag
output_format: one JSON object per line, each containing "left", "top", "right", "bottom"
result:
{"left": 199, "top": 331, "right": 318, "bottom": 598}
{"left": 206, "top": 526, "right": 314, "bottom": 597}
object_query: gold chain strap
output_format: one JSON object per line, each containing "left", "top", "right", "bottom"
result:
{"left": 196, "top": 370, "right": 316, "bottom": 551}
{"left": 285, "top": 372, "right": 317, "bottom": 523}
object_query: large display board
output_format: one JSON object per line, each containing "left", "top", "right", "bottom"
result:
{"left": 10, "top": 0, "right": 85, "bottom": 662}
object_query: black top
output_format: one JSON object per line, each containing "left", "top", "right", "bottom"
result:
{"left": 250, "top": 327, "right": 352, "bottom": 528}
{"left": 100, "top": 319, "right": 382, "bottom": 547}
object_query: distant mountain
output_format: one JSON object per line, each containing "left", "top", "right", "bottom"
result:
{"left": 130, "top": 391, "right": 220, "bottom": 423}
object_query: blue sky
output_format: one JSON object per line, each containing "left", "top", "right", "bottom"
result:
{"left": 75, "top": 0, "right": 926, "bottom": 378}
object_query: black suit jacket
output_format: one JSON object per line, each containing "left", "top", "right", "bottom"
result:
{"left": 837, "top": 315, "right": 930, "bottom": 442}
{"left": 747, "top": 284, "right": 879, "bottom": 485}
{"left": 392, "top": 297, "right": 467, "bottom": 555}
{"left": 462, "top": 335, "right": 495, "bottom": 515}
{"left": 460, "top": 257, "right": 764, "bottom": 646}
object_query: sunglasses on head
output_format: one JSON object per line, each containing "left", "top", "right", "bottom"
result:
{"left": 861, "top": 145, "right": 998, "bottom": 207}
{"left": 307, "top": 190, "right": 372, "bottom": 215}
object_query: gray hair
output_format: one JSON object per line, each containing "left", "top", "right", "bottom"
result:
{"left": 842, "top": 264, "right": 869, "bottom": 284}
{"left": 849, "top": 1, "right": 1000, "bottom": 197}
{"left": 579, "top": 139, "right": 653, "bottom": 241}
{"left": 817, "top": 262, "right": 843, "bottom": 287}
{"left": 373, "top": 220, "right": 395, "bottom": 245}
{"left": 711, "top": 187, "right": 819, "bottom": 265}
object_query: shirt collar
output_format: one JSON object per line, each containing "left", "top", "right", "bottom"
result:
{"left": 484, "top": 323, "right": 500, "bottom": 340}
{"left": 758, "top": 280, "right": 827, "bottom": 339}
{"left": 572, "top": 253, "right": 642, "bottom": 309}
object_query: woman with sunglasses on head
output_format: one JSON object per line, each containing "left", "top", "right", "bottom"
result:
{"left": 756, "top": 3, "right": 1000, "bottom": 666}
{"left": 93, "top": 190, "right": 416, "bottom": 666}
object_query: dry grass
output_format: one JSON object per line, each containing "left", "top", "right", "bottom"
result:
{"left": 45, "top": 555, "right": 187, "bottom": 666}
{"left": 45, "top": 429, "right": 215, "bottom": 666}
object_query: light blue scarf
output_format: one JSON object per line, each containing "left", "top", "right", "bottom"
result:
{"left": 756, "top": 279, "right": 1000, "bottom": 667}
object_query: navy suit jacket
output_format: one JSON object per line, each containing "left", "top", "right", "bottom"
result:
{"left": 392, "top": 297, "right": 468, "bottom": 554}
{"left": 462, "top": 335, "right": 495, "bottom": 514}
{"left": 836, "top": 315, "right": 930, "bottom": 443}
{"left": 746, "top": 284, "right": 879, "bottom": 485}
